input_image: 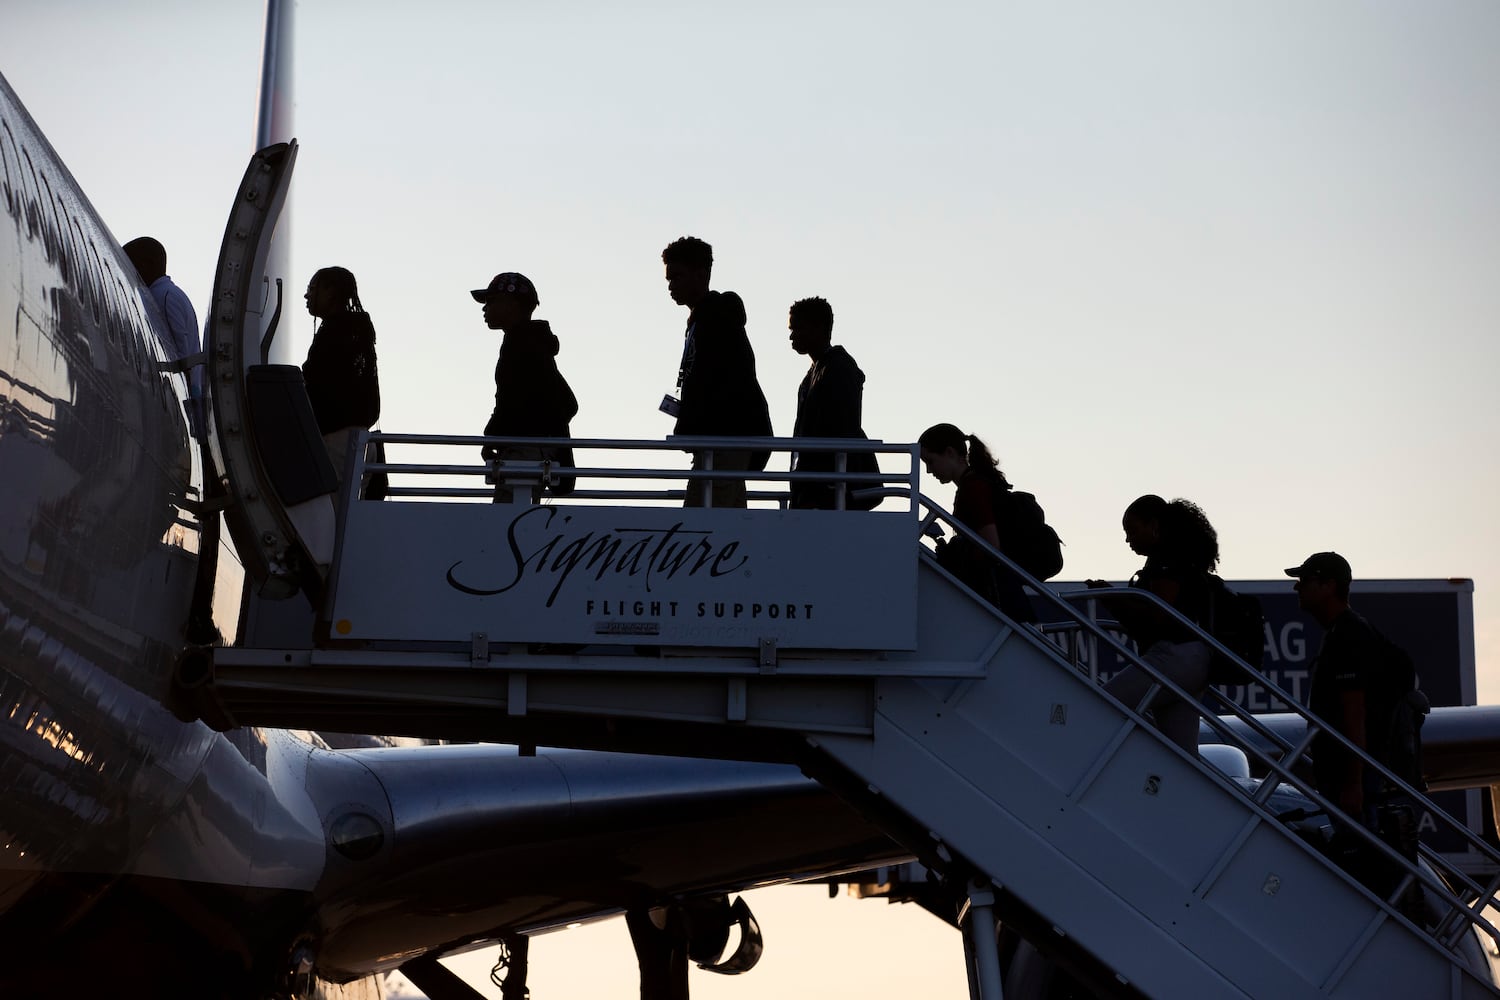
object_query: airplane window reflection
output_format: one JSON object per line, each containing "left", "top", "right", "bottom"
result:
{"left": 0, "top": 120, "right": 19, "bottom": 213}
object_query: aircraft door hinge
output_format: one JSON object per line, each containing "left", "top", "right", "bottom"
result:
{"left": 758, "top": 638, "right": 777, "bottom": 673}
{"left": 471, "top": 632, "right": 490, "bottom": 666}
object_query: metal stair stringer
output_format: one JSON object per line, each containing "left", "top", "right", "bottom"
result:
{"left": 807, "top": 569, "right": 1492, "bottom": 998}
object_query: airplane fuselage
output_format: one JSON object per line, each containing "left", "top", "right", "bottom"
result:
{"left": 0, "top": 71, "right": 908, "bottom": 998}
{"left": 0, "top": 68, "right": 329, "bottom": 991}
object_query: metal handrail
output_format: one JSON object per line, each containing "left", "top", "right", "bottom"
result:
{"left": 369, "top": 464, "right": 895, "bottom": 484}
{"left": 911, "top": 490, "right": 1500, "bottom": 949}
{"left": 1052, "top": 591, "right": 1500, "bottom": 891}
{"left": 349, "top": 431, "right": 922, "bottom": 511}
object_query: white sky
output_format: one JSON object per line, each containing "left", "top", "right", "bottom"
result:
{"left": 5, "top": 1, "right": 1500, "bottom": 996}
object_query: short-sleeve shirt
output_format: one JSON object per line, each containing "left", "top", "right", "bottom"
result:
{"left": 1307, "top": 608, "right": 1383, "bottom": 795}
{"left": 946, "top": 471, "right": 1035, "bottom": 623}
{"left": 953, "top": 473, "right": 997, "bottom": 536}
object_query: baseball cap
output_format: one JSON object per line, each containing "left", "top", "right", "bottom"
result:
{"left": 1283, "top": 551, "right": 1352, "bottom": 584}
{"left": 470, "top": 272, "right": 539, "bottom": 306}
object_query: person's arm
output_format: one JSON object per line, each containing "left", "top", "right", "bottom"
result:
{"left": 819, "top": 361, "right": 864, "bottom": 439}
{"left": 948, "top": 480, "right": 1001, "bottom": 576}
{"left": 959, "top": 477, "right": 998, "bottom": 548}
{"left": 163, "top": 287, "right": 204, "bottom": 400}
{"left": 678, "top": 297, "right": 753, "bottom": 433}
{"left": 510, "top": 352, "right": 578, "bottom": 433}
{"left": 686, "top": 327, "right": 735, "bottom": 394}
{"left": 162, "top": 287, "right": 200, "bottom": 358}
{"left": 1143, "top": 574, "right": 1181, "bottom": 608}
{"left": 553, "top": 361, "right": 579, "bottom": 425}
{"left": 482, "top": 358, "right": 504, "bottom": 460}
{"left": 1096, "top": 570, "right": 1181, "bottom": 644}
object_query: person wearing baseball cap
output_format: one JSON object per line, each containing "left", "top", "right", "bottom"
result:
{"left": 472, "top": 272, "right": 539, "bottom": 309}
{"left": 1284, "top": 551, "right": 1353, "bottom": 594}
{"left": 1286, "top": 550, "right": 1425, "bottom": 898}
{"left": 1286, "top": 551, "right": 1376, "bottom": 815}
{"left": 472, "top": 272, "right": 577, "bottom": 501}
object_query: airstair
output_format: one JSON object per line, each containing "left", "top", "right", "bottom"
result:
{"left": 196, "top": 430, "right": 1500, "bottom": 1000}
{"left": 193, "top": 141, "right": 1500, "bottom": 998}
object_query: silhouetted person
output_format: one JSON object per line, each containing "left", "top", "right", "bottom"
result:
{"left": 918, "top": 424, "right": 1037, "bottom": 625}
{"left": 661, "top": 236, "right": 772, "bottom": 508}
{"left": 788, "top": 297, "right": 874, "bottom": 510}
{"left": 1286, "top": 551, "right": 1425, "bottom": 911}
{"left": 1087, "top": 495, "right": 1218, "bottom": 753}
{"left": 123, "top": 236, "right": 204, "bottom": 436}
{"left": 472, "top": 272, "right": 578, "bottom": 502}
{"left": 302, "top": 267, "right": 380, "bottom": 482}
{"left": 1288, "top": 552, "right": 1385, "bottom": 818}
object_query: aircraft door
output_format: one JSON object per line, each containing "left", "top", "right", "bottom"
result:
{"left": 205, "top": 140, "right": 337, "bottom": 601}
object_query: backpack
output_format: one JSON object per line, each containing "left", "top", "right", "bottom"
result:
{"left": 1367, "top": 625, "right": 1429, "bottom": 790}
{"left": 992, "top": 489, "right": 1064, "bottom": 581}
{"left": 1203, "top": 575, "right": 1267, "bottom": 684}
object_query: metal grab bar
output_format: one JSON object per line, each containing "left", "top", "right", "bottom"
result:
{"left": 1059, "top": 587, "right": 1500, "bottom": 909}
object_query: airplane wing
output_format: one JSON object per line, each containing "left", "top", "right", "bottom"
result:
{"left": 305, "top": 744, "right": 907, "bottom": 979}
{"left": 1207, "top": 704, "right": 1500, "bottom": 792}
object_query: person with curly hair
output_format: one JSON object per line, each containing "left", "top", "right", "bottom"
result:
{"left": 788, "top": 296, "right": 876, "bottom": 510}
{"left": 661, "top": 236, "right": 772, "bottom": 508}
{"left": 1088, "top": 494, "right": 1219, "bottom": 752}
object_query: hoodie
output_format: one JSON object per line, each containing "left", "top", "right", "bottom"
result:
{"left": 674, "top": 290, "right": 773, "bottom": 445}
{"left": 485, "top": 319, "right": 578, "bottom": 438}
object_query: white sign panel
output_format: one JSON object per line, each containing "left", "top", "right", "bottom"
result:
{"left": 327, "top": 501, "right": 918, "bottom": 650}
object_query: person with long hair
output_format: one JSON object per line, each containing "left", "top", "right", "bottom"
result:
{"left": 302, "top": 266, "right": 380, "bottom": 481}
{"left": 918, "top": 423, "right": 1036, "bottom": 623}
{"left": 1089, "top": 495, "right": 1219, "bottom": 752}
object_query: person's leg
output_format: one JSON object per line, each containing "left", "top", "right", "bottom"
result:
{"left": 492, "top": 444, "right": 547, "bottom": 504}
{"left": 686, "top": 450, "right": 750, "bottom": 508}
{"left": 1103, "top": 664, "right": 1156, "bottom": 717}
{"left": 789, "top": 482, "right": 836, "bottom": 510}
{"left": 711, "top": 449, "right": 751, "bottom": 508}
{"left": 1145, "top": 641, "right": 1211, "bottom": 753}
{"left": 685, "top": 450, "right": 712, "bottom": 507}
{"left": 321, "top": 427, "right": 354, "bottom": 486}
{"left": 991, "top": 568, "right": 1037, "bottom": 624}
{"left": 1105, "top": 641, "right": 1210, "bottom": 754}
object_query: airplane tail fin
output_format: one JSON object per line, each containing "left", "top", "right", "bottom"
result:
{"left": 250, "top": 0, "right": 295, "bottom": 365}
{"left": 256, "top": 0, "right": 295, "bottom": 148}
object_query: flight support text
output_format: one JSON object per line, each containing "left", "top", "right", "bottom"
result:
{"left": 584, "top": 599, "right": 815, "bottom": 621}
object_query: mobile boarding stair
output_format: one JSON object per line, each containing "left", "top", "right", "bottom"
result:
{"left": 204, "top": 434, "right": 1500, "bottom": 1000}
